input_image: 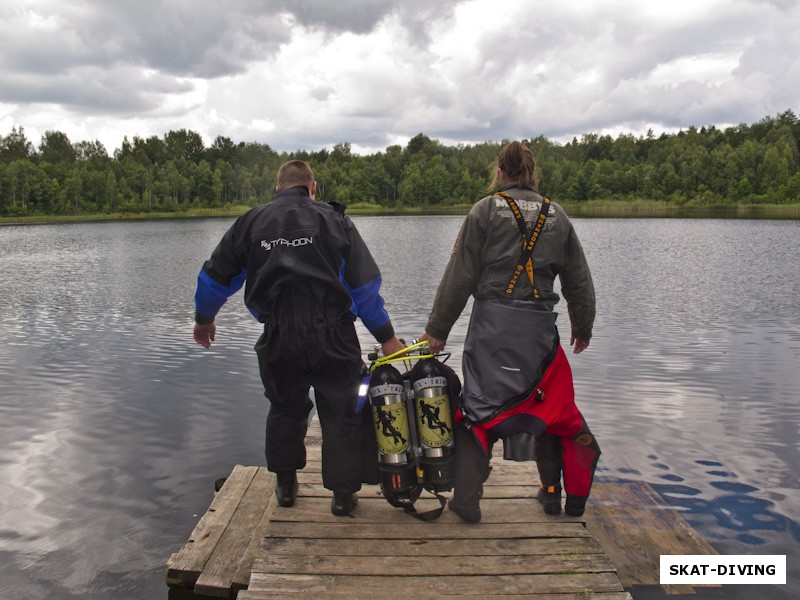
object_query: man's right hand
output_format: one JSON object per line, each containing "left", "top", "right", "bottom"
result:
{"left": 380, "top": 336, "right": 406, "bottom": 357}
{"left": 194, "top": 322, "right": 216, "bottom": 348}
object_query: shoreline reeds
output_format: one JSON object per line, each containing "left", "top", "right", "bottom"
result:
{"left": 2, "top": 200, "right": 799, "bottom": 226}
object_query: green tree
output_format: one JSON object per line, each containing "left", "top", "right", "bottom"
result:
{"left": 759, "top": 145, "right": 790, "bottom": 192}
{"left": 3, "top": 108, "right": 800, "bottom": 217}
{"left": 39, "top": 130, "right": 76, "bottom": 165}
{"left": 7, "top": 160, "right": 34, "bottom": 210}
{"left": 0, "top": 126, "right": 34, "bottom": 163}
{"left": 75, "top": 140, "right": 109, "bottom": 162}
{"left": 164, "top": 129, "right": 205, "bottom": 164}
{"left": 213, "top": 160, "right": 233, "bottom": 205}
{"left": 130, "top": 135, "right": 163, "bottom": 166}
{"left": 406, "top": 133, "right": 439, "bottom": 159}
{"left": 64, "top": 169, "right": 82, "bottom": 213}
{"left": 105, "top": 171, "right": 118, "bottom": 211}
{"left": 779, "top": 172, "right": 800, "bottom": 203}
{"left": 207, "top": 136, "right": 237, "bottom": 165}
{"left": 193, "top": 160, "right": 216, "bottom": 206}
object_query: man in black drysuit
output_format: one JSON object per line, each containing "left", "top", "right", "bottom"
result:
{"left": 193, "top": 160, "right": 403, "bottom": 516}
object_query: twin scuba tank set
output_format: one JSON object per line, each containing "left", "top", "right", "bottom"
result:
{"left": 358, "top": 340, "right": 456, "bottom": 520}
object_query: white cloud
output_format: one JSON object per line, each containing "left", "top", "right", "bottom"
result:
{"left": 1, "top": 0, "right": 798, "bottom": 154}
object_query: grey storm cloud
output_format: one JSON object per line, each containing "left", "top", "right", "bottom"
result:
{"left": 0, "top": 0, "right": 458, "bottom": 115}
{"left": 279, "top": 0, "right": 403, "bottom": 34}
{"left": 1, "top": 0, "right": 798, "bottom": 153}
{"left": 3, "top": 0, "right": 456, "bottom": 77}
{"left": 282, "top": 0, "right": 461, "bottom": 40}
{"left": 0, "top": 2, "right": 283, "bottom": 114}
{"left": 4, "top": 1, "right": 292, "bottom": 78}
{"left": 455, "top": 2, "right": 800, "bottom": 142}
{"left": 0, "top": 67, "right": 189, "bottom": 113}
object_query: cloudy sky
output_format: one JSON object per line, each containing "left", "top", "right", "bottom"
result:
{"left": 1, "top": 0, "right": 798, "bottom": 155}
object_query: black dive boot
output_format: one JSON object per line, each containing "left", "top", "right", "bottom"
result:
{"left": 535, "top": 433, "right": 563, "bottom": 515}
{"left": 331, "top": 491, "right": 358, "bottom": 516}
{"left": 448, "top": 497, "right": 482, "bottom": 523}
{"left": 275, "top": 471, "right": 298, "bottom": 507}
{"left": 537, "top": 484, "right": 562, "bottom": 515}
{"left": 449, "top": 422, "right": 488, "bottom": 523}
{"left": 565, "top": 493, "right": 587, "bottom": 517}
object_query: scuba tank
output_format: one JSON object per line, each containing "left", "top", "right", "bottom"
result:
{"left": 409, "top": 358, "right": 455, "bottom": 493}
{"left": 367, "top": 341, "right": 458, "bottom": 519}
{"left": 368, "top": 363, "right": 419, "bottom": 507}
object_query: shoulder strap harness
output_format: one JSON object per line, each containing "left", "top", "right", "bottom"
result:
{"left": 495, "top": 191, "right": 551, "bottom": 300}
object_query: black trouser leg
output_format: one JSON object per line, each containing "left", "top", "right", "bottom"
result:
{"left": 310, "top": 353, "right": 365, "bottom": 494}
{"left": 305, "top": 313, "right": 367, "bottom": 493}
{"left": 255, "top": 305, "right": 369, "bottom": 494}
{"left": 452, "top": 422, "right": 489, "bottom": 508}
{"left": 256, "top": 331, "right": 313, "bottom": 473}
{"left": 535, "top": 432, "right": 563, "bottom": 487}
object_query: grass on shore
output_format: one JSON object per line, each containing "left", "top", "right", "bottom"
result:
{"left": 558, "top": 199, "right": 800, "bottom": 219}
{"left": 2, "top": 200, "right": 800, "bottom": 225}
{"left": 0, "top": 206, "right": 254, "bottom": 225}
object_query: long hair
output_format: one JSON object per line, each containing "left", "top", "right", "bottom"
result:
{"left": 489, "top": 141, "right": 539, "bottom": 191}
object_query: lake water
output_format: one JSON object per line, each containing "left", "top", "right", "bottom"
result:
{"left": 0, "top": 215, "right": 798, "bottom": 599}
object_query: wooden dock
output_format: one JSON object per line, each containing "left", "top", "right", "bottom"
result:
{"left": 167, "top": 421, "right": 717, "bottom": 599}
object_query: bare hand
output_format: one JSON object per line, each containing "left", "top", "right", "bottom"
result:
{"left": 570, "top": 336, "right": 590, "bottom": 354}
{"left": 194, "top": 322, "right": 216, "bottom": 348}
{"left": 381, "top": 336, "right": 406, "bottom": 357}
{"left": 419, "top": 331, "right": 446, "bottom": 354}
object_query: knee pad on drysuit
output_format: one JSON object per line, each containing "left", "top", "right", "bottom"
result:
{"left": 560, "top": 417, "right": 601, "bottom": 498}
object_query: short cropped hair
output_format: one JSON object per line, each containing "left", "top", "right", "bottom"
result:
{"left": 276, "top": 160, "right": 314, "bottom": 190}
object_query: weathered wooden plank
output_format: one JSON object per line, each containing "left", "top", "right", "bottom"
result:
{"left": 295, "top": 468, "right": 540, "bottom": 488}
{"left": 626, "top": 481, "right": 718, "bottom": 554}
{"left": 166, "top": 465, "right": 259, "bottom": 588}
{"left": 264, "top": 520, "right": 592, "bottom": 540}
{"left": 305, "top": 444, "right": 536, "bottom": 465}
{"left": 231, "top": 494, "right": 279, "bottom": 592}
{"left": 585, "top": 482, "right": 719, "bottom": 594}
{"left": 268, "top": 496, "right": 582, "bottom": 524}
{"left": 302, "top": 449, "right": 539, "bottom": 477}
{"left": 238, "top": 593, "right": 633, "bottom": 600}
{"left": 245, "top": 571, "right": 625, "bottom": 595}
{"left": 299, "top": 462, "right": 540, "bottom": 482}
{"left": 170, "top": 417, "right": 633, "bottom": 599}
{"left": 585, "top": 483, "right": 663, "bottom": 588}
{"left": 238, "top": 593, "right": 632, "bottom": 600}
{"left": 297, "top": 481, "right": 538, "bottom": 499}
{"left": 253, "top": 552, "right": 615, "bottom": 576}
{"left": 259, "top": 535, "right": 605, "bottom": 557}
{"left": 193, "top": 467, "right": 276, "bottom": 597}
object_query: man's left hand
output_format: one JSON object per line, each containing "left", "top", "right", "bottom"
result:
{"left": 194, "top": 322, "right": 216, "bottom": 348}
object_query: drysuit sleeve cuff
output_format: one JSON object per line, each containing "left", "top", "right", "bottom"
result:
{"left": 371, "top": 321, "right": 395, "bottom": 345}
{"left": 424, "top": 321, "right": 449, "bottom": 342}
{"left": 195, "top": 311, "right": 215, "bottom": 325}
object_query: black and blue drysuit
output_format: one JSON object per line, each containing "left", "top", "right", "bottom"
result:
{"left": 194, "top": 185, "right": 394, "bottom": 493}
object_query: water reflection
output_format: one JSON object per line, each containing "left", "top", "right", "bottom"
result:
{"left": 0, "top": 217, "right": 798, "bottom": 599}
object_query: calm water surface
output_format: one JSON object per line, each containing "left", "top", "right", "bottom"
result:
{"left": 0, "top": 216, "right": 798, "bottom": 599}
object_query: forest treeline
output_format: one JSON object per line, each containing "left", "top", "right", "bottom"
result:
{"left": 1, "top": 109, "right": 799, "bottom": 217}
